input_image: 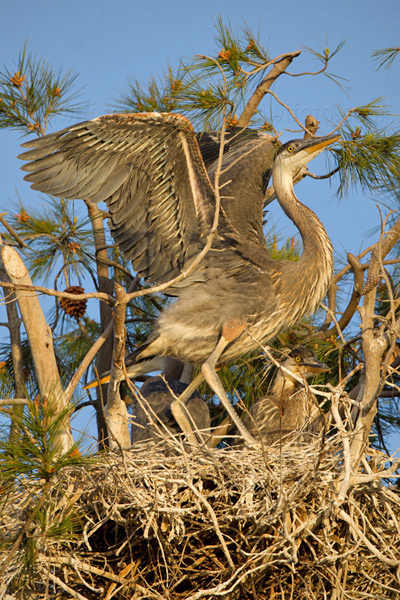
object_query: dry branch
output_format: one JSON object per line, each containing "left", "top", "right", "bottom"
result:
{"left": 0, "top": 245, "right": 73, "bottom": 453}
{"left": 0, "top": 398, "right": 29, "bottom": 405}
{"left": 65, "top": 321, "right": 114, "bottom": 403}
{"left": 105, "top": 283, "right": 131, "bottom": 448}
{"left": 0, "top": 280, "right": 114, "bottom": 305}
{"left": 237, "top": 50, "right": 301, "bottom": 128}
{"left": 351, "top": 215, "right": 400, "bottom": 466}
{"left": 0, "top": 268, "right": 26, "bottom": 441}
{"left": 318, "top": 252, "right": 364, "bottom": 338}
{"left": 84, "top": 199, "right": 115, "bottom": 447}
{"left": 0, "top": 213, "right": 28, "bottom": 248}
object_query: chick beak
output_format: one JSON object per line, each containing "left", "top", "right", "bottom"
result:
{"left": 301, "top": 357, "right": 330, "bottom": 374}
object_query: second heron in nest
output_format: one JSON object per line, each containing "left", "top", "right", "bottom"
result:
{"left": 243, "top": 347, "right": 330, "bottom": 445}
{"left": 131, "top": 360, "right": 210, "bottom": 445}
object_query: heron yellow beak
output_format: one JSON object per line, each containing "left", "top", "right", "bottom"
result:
{"left": 83, "top": 374, "right": 111, "bottom": 390}
{"left": 304, "top": 134, "right": 341, "bottom": 155}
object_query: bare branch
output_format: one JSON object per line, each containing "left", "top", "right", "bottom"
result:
{"left": 84, "top": 199, "right": 116, "bottom": 447}
{"left": 0, "top": 280, "right": 114, "bottom": 305}
{"left": 306, "top": 166, "right": 340, "bottom": 180}
{"left": 303, "top": 115, "right": 320, "bottom": 139}
{"left": 332, "top": 243, "right": 378, "bottom": 286}
{"left": 105, "top": 283, "right": 131, "bottom": 448}
{"left": 263, "top": 87, "right": 313, "bottom": 135}
{"left": 237, "top": 50, "right": 301, "bottom": 128}
{"left": 0, "top": 398, "right": 29, "bottom": 405}
{"left": 350, "top": 215, "right": 400, "bottom": 464}
{"left": 65, "top": 321, "right": 114, "bottom": 403}
{"left": 0, "top": 264, "right": 26, "bottom": 441}
{"left": 318, "top": 253, "right": 364, "bottom": 339}
{"left": 0, "top": 213, "right": 28, "bottom": 248}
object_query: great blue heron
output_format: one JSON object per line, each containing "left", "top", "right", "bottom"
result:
{"left": 19, "top": 112, "right": 339, "bottom": 444}
{"left": 131, "top": 358, "right": 210, "bottom": 445}
{"left": 242, "top": 347, "right": 330, "bottom": 445}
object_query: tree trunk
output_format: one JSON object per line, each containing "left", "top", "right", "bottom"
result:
{"left": 0, "top": 245, "right": 73, "bottom": 454}
{"left": 84, "top": 200, "right": 115, "bottom": 448}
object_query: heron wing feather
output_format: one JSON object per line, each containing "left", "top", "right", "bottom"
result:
{"left": 19, "top": 112, "right": 216, "bottom": 283}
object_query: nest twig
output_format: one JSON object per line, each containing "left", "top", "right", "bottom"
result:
{"left": 1, "top": 409, "right": 400, "bottom": 600}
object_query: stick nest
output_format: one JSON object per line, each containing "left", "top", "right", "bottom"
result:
{"left": 2, "top": 434, "right": 400, "bottom": 599}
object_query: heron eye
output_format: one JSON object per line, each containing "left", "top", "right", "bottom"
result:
{"left": 287, "top": 145, "right": 294, "bottom": 152}
{"left": 295, "top": 356, "right": 301, "bottom": 362}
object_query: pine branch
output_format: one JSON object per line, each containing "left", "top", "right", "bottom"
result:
{"left": 2, "top": 197, "right": 95, "bottom": 285}
{"left": 372, "top": 47, "right": 400, "bottom": 71}
{"left": 0, "top": 41, "right": 86, "bottom": 134}
{"left": 329, "top": 126, "right": 400, "bottom": 198}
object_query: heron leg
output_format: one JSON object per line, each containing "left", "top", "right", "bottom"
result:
{"left": 201, "top": 326, "right": 258, "bottom": 446}
{"left": 171, "top": 321, "right": 258, "bottom": 447}
{"left": 202, "top": 356, "right": 256, "bottom": 446}
{"left": 170, "top": 372, "right": 206, "bottom": 446}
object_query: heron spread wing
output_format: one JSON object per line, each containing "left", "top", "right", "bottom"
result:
{"left": 197, "top": 128, "right": 275, "bottom": 247}
{"left": 196, "top": 128, "right": 272, "bottom": 169}
{"left": 19, "top": 112, "right": 217, "bottom": 284}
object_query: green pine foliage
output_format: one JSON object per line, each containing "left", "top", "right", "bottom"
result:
{"left": 0, "top": 400, "right": 87, "bottom": 588}
{"left": 112, "top": 17, "right": 275, "bottom": 130}
{"left": 6, "top": 196, "right": 95, "bottom": 285}
{"left": 328, "top": 99, "right": 400, "bottom": 197}
{"left": 0, "top": 41, "right": 85, "bottom": 134}
{"left": 0, "top": 400, "right": 85, "bottom": 482}
{"left": 372, "top": 46, "right": 400, "bottom": 71}
{"left": 113, "top": 65, "right": 188, "bottom": 114}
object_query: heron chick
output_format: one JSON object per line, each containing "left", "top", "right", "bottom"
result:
{"left": 243, "top": 347, "right": 330, "bottom": 445}
{"left": 131, "top": 357, "right": 231, "bottom": 448}
{"left": 131, "top": 375, "right": 210, "bottom": 446}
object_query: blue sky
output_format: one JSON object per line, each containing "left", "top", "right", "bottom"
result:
{"left": 2, "top": 0, "right": 399, "bottom": 253}
{"left": 1, "top": 0, "right": 400, "bottom": 450}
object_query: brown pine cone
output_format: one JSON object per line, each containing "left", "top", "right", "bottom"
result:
{"left": 361, "top": 275, "right": 380, "bottom": 296}
{"left": 59, "top": 286, "right": 87, "bottom": 320}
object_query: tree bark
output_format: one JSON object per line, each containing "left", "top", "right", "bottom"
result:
{"left": 350, "top": 215, "right": 400, "bottom": 463}
{"left": 105, "top": 283, "right": 131, "bottom": 448}
{"left": 84, "top": 200, "right": 115, "bottom": 448}
{"left": 0, "top": 287, "right": 26, "bottom": 442}
{"left": 0, "top": 245, "right": 73, "bottom": 454}
{"left": 237, "top": 50, "right": 301, "bottom": 128}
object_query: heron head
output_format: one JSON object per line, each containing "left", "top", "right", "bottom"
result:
{"left": 282, "top": 346, "right": 330, "bottom": 380}
{"left": 275, "top": 134, "right": 340, "bottom": 176}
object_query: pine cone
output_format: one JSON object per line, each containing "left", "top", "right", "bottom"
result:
{"left": 60, "top": 286, "right": 87, "bottom": 320}
{"left": 361, "top": 275, "right": 380, "bottom": 296}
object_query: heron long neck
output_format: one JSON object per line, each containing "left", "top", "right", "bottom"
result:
{"left": 273, "top": 167, "right": 333, "bottom": 319}
{"left": 272, "top": 368, "right": 297, "bottom": 399}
